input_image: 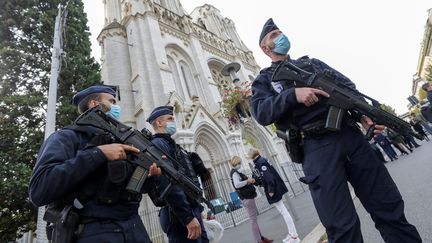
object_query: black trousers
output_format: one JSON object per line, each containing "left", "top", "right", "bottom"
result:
{"left": 76, "top": 214, "right": 152, "bottom": 243}
{"left": 160, "top": 206, "right": 209, "bottom": 243}
{"left": 300, "top": 126, "right": 421, "bottom": 243}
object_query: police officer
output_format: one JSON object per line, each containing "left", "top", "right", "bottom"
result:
{"left": 146, "top": 106, "right": 208, "bottom": 243}
{"left": 29, "top": 85, "right": 160, "bottom": 243}
{"left": 249, "top": 18, "right": 422, "bottom": 243}
{"left": 248, "top": 148, "right": 299, "bottom": 243}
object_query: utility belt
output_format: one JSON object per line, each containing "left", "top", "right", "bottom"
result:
{"left": 301, "top": 116, "right": 360, "bottom": 138}
{"left": 44, "top": 186, "right": 141, "bottom": 243}
{"left": 96, "top": 188, "right": 142, "bottom": 205}
{"left": 300, "top": 120, "right": 339, "bottom": 138}
{"left": 45, "top": 206, "right": 129, "bottom": 243}
{"left": 277, "top": 119, "right": 356, "bottom": 164}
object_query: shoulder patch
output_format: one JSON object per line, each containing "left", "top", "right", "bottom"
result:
{"left": 271, "top": 82, "right": 283, "bottom": 93}
{"left": 261, "top": 165, "right": 267, "bottom": 171}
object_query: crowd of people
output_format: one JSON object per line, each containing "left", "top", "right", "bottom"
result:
{"left": 371, "top": 116, "right": 431, "bottom": 162}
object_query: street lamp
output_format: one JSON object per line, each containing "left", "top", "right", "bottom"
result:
{"left": 221, "top": 62, "right": 241, "bottom": 86}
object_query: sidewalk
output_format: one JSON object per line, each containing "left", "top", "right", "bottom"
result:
{"left": 220, "top": 191, "right": 320, "bottom": 243}
{"left": 221, "top": 140, "right": 432, "bottom": 243}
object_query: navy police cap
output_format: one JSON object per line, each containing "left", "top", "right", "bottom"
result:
{"left": 259, "top": 18, "right": 279, "bottom": 45}
{"left": 72, "top": 85, "right": 117, "bottom": 106}
{"left": 147, "top": 106, "right": 174, "bottom": 124}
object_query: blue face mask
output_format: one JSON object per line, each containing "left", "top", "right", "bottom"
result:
{"left": 165, "top": 121, "right": 177, "bottom": 135}
{"left": 107, "top": 104, "right": 121, "bottom": 120}
{"left": 272, "top": 33, "right": 290, "bottom": 55}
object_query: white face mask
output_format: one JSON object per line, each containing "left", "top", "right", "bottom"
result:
{"left": 234, "top": 164, "right": 241, "bottom": 170}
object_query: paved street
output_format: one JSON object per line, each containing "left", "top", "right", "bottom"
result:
{"left": 220, "top": 189, "right": 320, "bottom": 242}
{"left": 221, "top": 139, "right": 432, "bottom": 242}
{"left": 359, "top": 139, "right": 432, "bottom": 242}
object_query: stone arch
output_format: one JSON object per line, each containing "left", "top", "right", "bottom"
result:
{"left": 241, "top": 122, "right": 303, "bottom": 195}
{"left": 242, "top": 121, "right": 275, "bottom": 161}
{"left": 194, "top": 121, "right": 230, "bottom": 165}
{"left": 193, "top": 121, "right": 231, "bottom": 200}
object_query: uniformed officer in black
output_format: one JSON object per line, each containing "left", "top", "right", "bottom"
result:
{"left": 29, "top": 85, "right": 160, "bottom": 243}
{"left": 147, "top": 106, "right": 208, "bottom": 243}
{"left": 249, "top": 18, "right": 422, "bottom": 243}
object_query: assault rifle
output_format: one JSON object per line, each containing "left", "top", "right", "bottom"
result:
{"left": 272, "top": 61, "right": 423, "bottom": 140}
{"left": 75, "top": 107, "right": 210, "bottom": 207}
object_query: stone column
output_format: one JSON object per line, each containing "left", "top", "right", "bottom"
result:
{"left": 98, "top": 21, "right": 135, "bottom": 127}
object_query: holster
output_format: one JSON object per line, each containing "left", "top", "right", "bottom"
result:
{"left": 277, "top": 129, "right": 304, "bottom": 164}
{"left": 44, "top": 206, "right": 80, "bottom": 243}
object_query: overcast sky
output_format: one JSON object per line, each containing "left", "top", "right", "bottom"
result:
{"left": 83, "top": 0, "right": 431, "bottom": 115}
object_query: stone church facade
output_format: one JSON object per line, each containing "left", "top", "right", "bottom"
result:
{"left": 97, "top": 0, "right": 304, "bottom": 241}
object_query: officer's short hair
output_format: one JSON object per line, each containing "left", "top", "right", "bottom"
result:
{"left": 77, "top": 93, "right": 102, "bottom": 114}
{"left": 421, "top": 82, "right": 430, "bottom": 91}
{"left": 230, "top": 156, "right": 242, "bottom": 167}
{"left": 248, "top": 148, "right": 260, "bottom": 159}
{"left": 150, "top": 116, "right": 164, "bottom": 130}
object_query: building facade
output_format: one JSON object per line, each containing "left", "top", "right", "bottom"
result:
{"left": 411, "top": 8, "right": 432, "bottom": 102}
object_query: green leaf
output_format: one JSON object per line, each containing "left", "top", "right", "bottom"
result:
{"left": 0, "top": 0, "right": 101, "bottom": 240}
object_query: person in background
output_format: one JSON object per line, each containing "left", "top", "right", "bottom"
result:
{"left": 373, "top": 133, "right": 398, "bottom": 162}
{"left": 402, "top": 134, "right": 421, "bottom": 150}
{"left": 201, "top": 211, "right": 224, "bottom": 243}
{"left": 370, "top": 142, "right": 386, "bottom": 163}
{"left": 386, "top": 129, "right": 412, "bottom": 155}
{"left": 410, "top": 116, "right": 430, "bottom": 141}
{"left": 229, "top": 156, "right": 273, "bottom": 243}
{"left": 249, "top": 148, "right": 300, "bottom": 243}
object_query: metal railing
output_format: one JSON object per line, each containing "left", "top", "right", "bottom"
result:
{"left": 139, "top": 163, "right": 307, "bottom": 243}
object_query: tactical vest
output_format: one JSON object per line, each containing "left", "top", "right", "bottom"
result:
{"left": 230, "top": 169, "right": 257, "bottom": 200}
{"left": 175, "top": 145, "right": 201, "bottom": 188}
{"left": 269, "top": 56, "right": 329, "bottom": 131}
{"left": 150, "top": 134, "right": 202, "bottom": 207}
{"left": 55, "top": 125, "right": 141, "bottom": 207}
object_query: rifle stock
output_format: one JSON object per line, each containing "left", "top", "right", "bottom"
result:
{"left": 272, "top": 61, "right": 423, "bottom": 140}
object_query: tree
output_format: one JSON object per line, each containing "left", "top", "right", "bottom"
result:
{"left": 0, "top": 0, "right": 100, "bottom": 240}
{"left": 380, "top": 103, "right": 397, "bottom": 116}
{"left": 425, "top": 63, "right": 432, "bottom": 82}
{"left": 419, "top": 64, "right": 432, "bottom": 102}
